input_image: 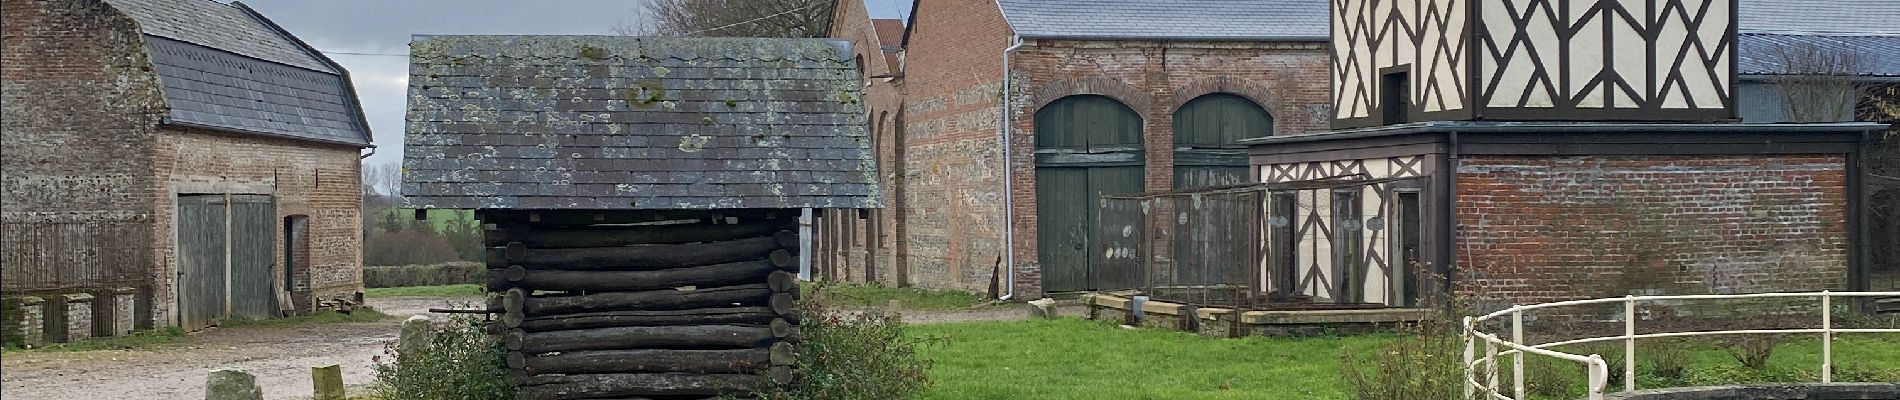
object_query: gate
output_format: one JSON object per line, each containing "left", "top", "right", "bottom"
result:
{"left": 177, "top": 195, "right": 228, "bottom": 331}
{"left": 230, "top": 195, "right": 277, "bottom": 319}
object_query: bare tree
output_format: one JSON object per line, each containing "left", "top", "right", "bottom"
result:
{"left": 614, "top": 0, "right": 830, "bottom": 38}
{"left": 1769, "top": 44, "right": 1869, "bottom": 123}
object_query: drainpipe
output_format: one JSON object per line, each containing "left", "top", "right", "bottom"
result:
{"left": 998, "top": 35, "right": 1025, "bottom": 301}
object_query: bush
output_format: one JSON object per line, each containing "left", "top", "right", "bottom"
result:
{"left": 370, "top": 315, "right": 514, "bottom": 400}
{"left": 1339, "top": 319, "right": 1471, "bottom": 400}
{"left": 364, "top": 230, "right": 463, "bottom": 266}
{"left": 1718, "top": 334, "right": 1782, "bottom": 370}
{"left": 1642, "top": 338, "right": 1693, "bottom": 382}
{"left": 363, "top": 262, "right": 486, "bottom": 288}
{"left": 755, "top": 284, "right": 938, "bottom": 400}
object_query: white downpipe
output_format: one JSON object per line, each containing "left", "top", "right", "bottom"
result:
{"left": 998, "top": 35, "right": 1025, "bottom": 301}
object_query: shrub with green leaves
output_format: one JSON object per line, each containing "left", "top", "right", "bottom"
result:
{"left": 756, "top": 284, "right": 938, "bottom": 400}
{"left": 370, "top": 315, "right": 514, "bottom": 400}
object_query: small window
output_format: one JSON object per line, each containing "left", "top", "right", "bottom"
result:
{"left": 1332, "top": 190, "right": 1363, "bottom": 303}
{"left": 1268, "top": 191, "right": 1298, "bottom": 295}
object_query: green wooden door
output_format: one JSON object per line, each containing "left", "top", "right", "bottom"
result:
{"left": 1035, "top": 95, "right": 1144, "bottom": 293}
{"left": 230, "top": 195, "right": 277, "bottom": 320}
{"left": 1173, "top": 93, "right": 1271, "bottom": 189}
{"left": 177, "top": 195, "right": 227, "bottom": 331}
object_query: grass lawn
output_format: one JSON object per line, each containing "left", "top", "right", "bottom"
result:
{"left": 364, "top": 284, "right": 485, "bottom": 298}
{"left": 806, "top": 282, "right": 1009, "bottom": 311}
{"left": 908, "top": 319, "right": 1900, "bottom": 400}
{"left": 910, "top": 318, "right": 1388, "bottom": 400}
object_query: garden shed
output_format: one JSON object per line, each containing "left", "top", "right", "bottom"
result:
{"left": 400, "top": 35, "right": 875, "bottom": 399}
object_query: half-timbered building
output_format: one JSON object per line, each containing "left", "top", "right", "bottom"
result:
{"left": 1247, "top": 0, "right": 1887, "bottom": 308}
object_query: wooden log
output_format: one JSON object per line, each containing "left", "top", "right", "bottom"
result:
{"left": 483, "top": 209, "right": 785, "bottom": 226}
{"left": 505, "top": 325, "right": 779, "bottom": 353}
{"left": 774, "top": 230, "right": 798, "bottom": 248}
{"left": 516, "top": 373, "right": 765, "bottom": 399}
{"left": 523, "top": 284, "right": 774, "bottom": 316}
{"left": 769, "top": 293, "right": 797, "bottom": 317}
{"left": 488, "top": 236, "right": 783, "bottom": 270}
{"left": 765, "top": 366, "right": 793, "bottom": 385}
{"left": 769, "top": 249, "right": 796, "bottom": 270}
{"left": 767, "top": 270, "right": 797, "bottom": 293}
{"left": 487, "top": 261, "right": 777, "bottom": 292}
{"left": 508, "top": 348, "right": 771, "bottom": 375}
{"left": 513, "top": 307, "right": 781, "bottom": 331}
{"left": 769, "top": 341, "right": 795, "bottom": 366}
{"left": 484, "top": 222, "right": 786, "bottom": 248}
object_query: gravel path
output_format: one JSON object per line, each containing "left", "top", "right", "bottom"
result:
{"left": 0, "top": 296, "right": 478, "bottom": 400}
{"left": 0, "top": 297, "right": 1042, "bottom": 400}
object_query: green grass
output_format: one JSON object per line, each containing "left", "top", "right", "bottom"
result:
{"left": 807, "top": 282, "right": 1006, "bottom": 311}
{"left": 907, "top": 319, "right": 1900, "bottom": 400}
{"left": 910, "top": 318, "right": 1389, "bottom": 400}
{"left": 364, "top": 284, "right": 485, "bottom": 298}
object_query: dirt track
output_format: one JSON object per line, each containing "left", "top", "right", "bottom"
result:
{"left": 0, "top": 296, "right": 473, "bottom": 400}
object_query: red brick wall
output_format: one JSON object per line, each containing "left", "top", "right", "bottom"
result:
{"left": 151, "top": 127, "right": 366, "bottom": 320}
{"left": 823, "top": 0, "right": 906, "bottom": 286}
{"left": 1454, "top": 155, "right": 1850, "bottom": 306}
{"left": 1, "top": 0, "right": 166, "bottom": 305}
{"left": 1001, "top": 40, "right": 1332, "bottom": 298}
{"left": 897, "top": 0, "right": 1016, "bottom": 294}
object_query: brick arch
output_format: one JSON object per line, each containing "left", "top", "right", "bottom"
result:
{"left": 1026, "top": 77, "right": 1155, "bottom": 119}
{"left": 1167, "top": 76, "right": 1286, "bottom": 115}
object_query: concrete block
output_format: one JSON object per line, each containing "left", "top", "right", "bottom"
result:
{"left": 311, "top": 365, "right": 344, "bottom": 400}
{"left": 1027, "top": 298, "right": 1058, "bottom": 319}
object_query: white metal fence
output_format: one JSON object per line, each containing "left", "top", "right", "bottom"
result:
{"left": 1462, "top": 291, "right": 1900, "bottom": 400}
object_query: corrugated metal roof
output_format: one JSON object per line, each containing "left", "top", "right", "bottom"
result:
{"left": 995, "top": 0, "right": 1328, "bottom": 41}
{"left": 1738, "top": 33, "right": 1900, "bottom": 78}
{"left": 1739, "top": 0, "right": 1900, "bottom": 36}
{"left": 104, "top": 0, "right": 372, "bottom": 146}
{"left": 401, "top": 35, "right": 879, "bottom": 210}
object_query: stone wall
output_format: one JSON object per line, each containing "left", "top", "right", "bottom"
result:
{"left": 819, "top": 0, "right": 907, "bottom": 287}
{"left": 2, "top": 296, "right": 45, "bottom": 347}
{"left": 0, "top": 0, "right": 167, "bottom": 300}
{"left": 1454, "top": 155, "right": 1851, "bottom": 306}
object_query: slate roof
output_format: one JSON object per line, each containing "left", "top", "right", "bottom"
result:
{"left": 1735, "top": 0, "right": 1900, "bottom": 79}
{"left": 104, "top": 0, "right": 372, "bottom": 146}
{"left": 995, "top": 0, "right": 1329, "bottom": 41}
{"left": 401, "top": 35, "right": 878, "bottom": 210}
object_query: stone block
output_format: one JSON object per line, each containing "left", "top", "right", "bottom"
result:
{"left": 90, "top": 287, "right": 136, "bottom": 337}
{"left": 3, "top": 296, "right": 46, "bottom": 347}
{"left": 44, "top": 293, "right": 94, "bottom": 343}
{"left": 398, "top": 315, "right": 433, "bottom": 357}
{"left": 311, "top": 364, "right": 344, "bottom": 400}
{"left": 205, "top": 368, "right": 264, "bottom": 400}
{"left": 1027, "top": 298, "right": 1058, "bottom": 319}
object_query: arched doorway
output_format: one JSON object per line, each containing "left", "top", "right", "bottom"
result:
{"left": 1173, "top": 93, "right": 1272, "bottom": 188}
{"left": 1035, "top": 95, "right": 1144, "bottom": 293}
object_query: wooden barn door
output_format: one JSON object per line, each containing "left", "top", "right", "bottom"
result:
{"left": 1173, "top": 93, "right": 1271, "bottom": 189}
{"left": 1035, "top": 95, "right": 1144, "bottom": 293}
{"left": 176, "top": 195, "right": 228, "bottom": 331}
{"left": 229, "top": 195, "right": 277, "bottom": 319}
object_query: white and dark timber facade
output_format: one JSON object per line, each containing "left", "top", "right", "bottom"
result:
{"left": 403, "top": 36, "right": 873, "bottom": 399}
{"left": 1250, "top": 0, "right": 1888, "bottom": 309}
{"left": 1332, "top": 0, "right": 1739, "bottom": 128}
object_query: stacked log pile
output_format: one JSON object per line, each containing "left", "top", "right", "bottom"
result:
{"left": 484, "top": 211, "right": 800, "bottom": 400}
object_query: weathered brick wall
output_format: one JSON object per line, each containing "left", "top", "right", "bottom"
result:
{"left": 150, "top": 127, "right": 365, "bottom": 319}
{"left": 823, "top": 0, "right": 907, "bottom": 286}
{"left": 0, "top": 0, "right": 167, "bottom": 298}
{"left": 1000, "top": 40, "right": 1333, "bottom": 298}
{"left": 897, "top": 0, "right": 1015, "bottom": 294}
{"left": 1454, "top": 155, "right": 1850, "bottom": 307}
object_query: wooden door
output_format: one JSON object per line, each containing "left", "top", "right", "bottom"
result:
{"left": 1173, "top": 93, "right": 1271, "bottom": 189}
{"left": 177, "top": 195, "right": 227, "bottom": 331}
{"left": 1034, "top": 95, "right": 1144, "bottom": 293}
{"left": 230, "top": 195, "right": 276, "bottom": 319}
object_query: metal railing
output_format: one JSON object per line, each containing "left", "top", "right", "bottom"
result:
{"left": 1463, "top": 291, "right": 1900, "bottom": 400}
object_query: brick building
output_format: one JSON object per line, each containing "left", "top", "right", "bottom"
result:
{"left": 819, "top": 1, "right": 907, "bottom": 286}
{"left": 1243, "top": 0, "right": 1885, "bottom": 308}
{"left": 2, "top": 0, "right": 372, "bottom": 336}
{"left": 824, "top": 0, "right": 1335, "bottom": 299}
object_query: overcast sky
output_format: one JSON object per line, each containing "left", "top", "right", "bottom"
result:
{"left": 240, "top": 0, "right": 915, "bottom": 167}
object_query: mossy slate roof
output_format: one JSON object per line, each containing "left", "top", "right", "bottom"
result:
{"left": 401, "top": 35, "right": 878, "bottom": 210}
